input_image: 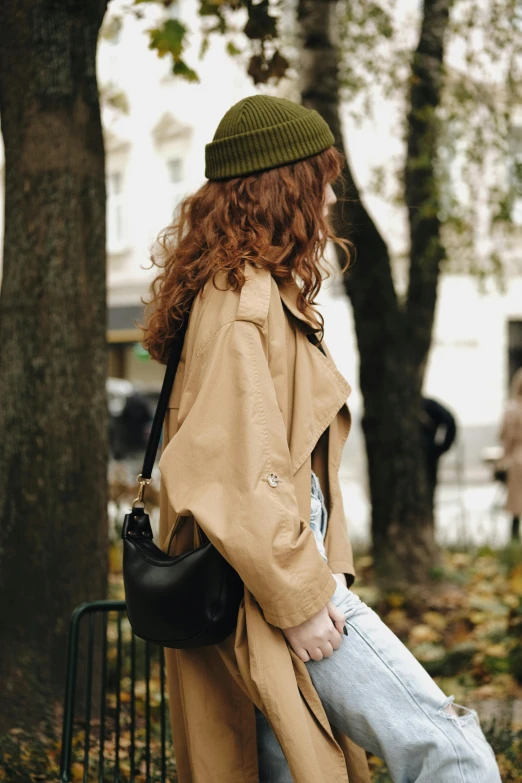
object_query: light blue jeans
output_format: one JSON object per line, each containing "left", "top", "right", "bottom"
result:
{"left": 256, "top": 580, "right": 502, "bottom": 782}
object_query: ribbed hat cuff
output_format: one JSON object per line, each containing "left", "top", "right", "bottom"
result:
{"left": 205, "top": 112, "right": 335, "bottom": 180}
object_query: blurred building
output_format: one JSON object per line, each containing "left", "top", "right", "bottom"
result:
{"left": 99, "top": 0, "right": 259, "bottom": 392}
{"left": 0, "top": 0, "right": 521, "bottom": 482}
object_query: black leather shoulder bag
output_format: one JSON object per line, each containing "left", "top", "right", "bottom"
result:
{"left": 121, "top": 315, "right": 244, "bottom": 648}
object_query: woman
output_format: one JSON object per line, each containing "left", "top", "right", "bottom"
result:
{"left": 500, "top": 367, "right": 522, "bottom": 539}
{"left": 144, "top": 95, "right": 500, "bottom": 783}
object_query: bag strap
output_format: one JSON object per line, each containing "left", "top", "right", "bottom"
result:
{"left": 133, "top": 316, "right": 189, "bottom": 506}
{"left": 133, "top": 315, "right": 323, "bottom": 506}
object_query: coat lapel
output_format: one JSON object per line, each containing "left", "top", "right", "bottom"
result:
{"left": 277, "top": 278, "right": 323, "bottom": 334}
{"left": 276, "top": 278, "right": 352, "bottom": 476}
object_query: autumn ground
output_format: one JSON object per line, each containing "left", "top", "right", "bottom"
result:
{"left": 1, "top": 524, "right": 522, "bottom": 781}
{"left": 357, "top": 546, "right": 522, "bottom": 781}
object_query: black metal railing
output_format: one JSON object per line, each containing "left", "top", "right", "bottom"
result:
{"left": 59, "top": 600, "right": 175, "bottom": 782}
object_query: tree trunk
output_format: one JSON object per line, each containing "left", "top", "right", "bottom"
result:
{"left": 404, "top": 0, "right": 451, "bottom": 367}
{"left": 297, "top": 0, "right": 450, "bottom": 587}
{"left": 0, "top": 0, "right": 108, "bottom": 733}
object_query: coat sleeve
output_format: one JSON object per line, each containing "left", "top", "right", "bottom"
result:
{"left": 158, "top": 318, "right": 338, "bottom": 629}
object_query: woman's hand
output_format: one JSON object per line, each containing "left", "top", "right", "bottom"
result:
{"left": 282, "top": 601, "right": 346, "bottom": 662}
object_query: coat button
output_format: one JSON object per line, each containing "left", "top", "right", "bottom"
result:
{"left": 267, "top": 473, "right": 280, "bottom": 488}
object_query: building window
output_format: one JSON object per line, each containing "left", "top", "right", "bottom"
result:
{"left": 107, "top": 170, "right": 126, "bottom": 253}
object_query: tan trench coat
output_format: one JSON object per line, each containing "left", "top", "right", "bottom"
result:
{"left": 158, "top": 262, "right": 371, "bottom": 783}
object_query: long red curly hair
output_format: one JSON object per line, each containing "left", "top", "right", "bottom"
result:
{"left": 142, "top": 145, "right": 351, "bottom": 363}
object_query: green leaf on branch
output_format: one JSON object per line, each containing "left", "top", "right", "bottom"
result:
{"left": 147, "top": 19, "right": 199, "bottom": 82}
{"left": 226, "top": 40, "right": 242, "bottom": 56}
{"left": 148, "top": 19, "right": 188, "bottom": 59}
{"left": 199, "top": 0, "right": 231, "bottom": 16}
{"left": 200, "top": 34, "right": 211, "bottom": 58}
{"left": 172, "top": 59, "right": 199, "bottom": 82}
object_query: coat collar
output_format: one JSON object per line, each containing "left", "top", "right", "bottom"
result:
{"left": 277, "top": 278, "right": 323, "bottom": 334}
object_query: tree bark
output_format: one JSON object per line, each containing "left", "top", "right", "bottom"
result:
{"left": 405, "top": 0, "right": 451, "bottom": 364}
{"left": 0, "top": 0, "right": 108, "bottom": 733}
{"left": 297, "top": 0, "right": 450, "bottom": 586}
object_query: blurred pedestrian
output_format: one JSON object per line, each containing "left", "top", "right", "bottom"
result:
{"left": 500, "top": 367, "right": 522, "bottom": 540}
{"left": 420, "top": 397, "right": 457, "bottom": 507}
{"left": 108, "top": 386, "right": 152, "bottom": 461}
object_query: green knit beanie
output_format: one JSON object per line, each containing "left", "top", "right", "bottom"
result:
{"left": 205, "top": 95, "right": 335, "bottom": 180}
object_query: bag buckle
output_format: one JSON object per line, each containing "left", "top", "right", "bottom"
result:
{"left": 132, "top": 473, "right": 152, "bottom": 509}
